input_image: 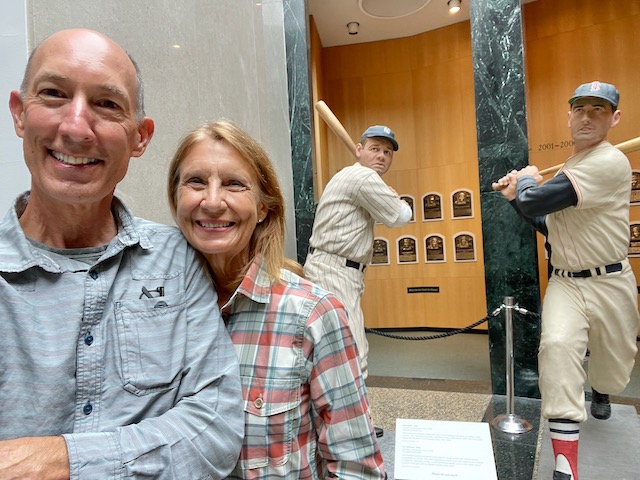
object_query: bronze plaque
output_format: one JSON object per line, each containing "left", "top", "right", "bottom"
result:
{"left": 632, "top": 171, "right": 640, "bottom": 204}
{"left": 452, "top": 190, "right": 473, "bottom": 218}
{"left": 630, "top": 224, "right": 640, "bottom": 257}
{"left": 422, "top": 193, "right": 442, "bottom": 221}
{"left": 398, "top": 236, "right": 418, "bottom": 263}
{"left": 454, "top": 233, "right": 476, "bottom": 262}
{"left": 401, "top": 195, "right": 415, "bottom": 222}
{"left": 371, "top": 238, "right": 390, "bottom": 265}
{"left": 425, "top": 235, "right": 445, "bottom": 263}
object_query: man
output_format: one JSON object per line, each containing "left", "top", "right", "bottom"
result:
{"left": 494, "top": 81, "right": 640, "bottom": 480}
{"left": 304, "top": 125, "right": 411, "bottom": 381}
{"left": 0, "top": 29, "right": 243, "bottom": 479}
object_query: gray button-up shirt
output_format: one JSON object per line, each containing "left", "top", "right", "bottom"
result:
{"left": 0, "top": 193, "right": 243, "bottom": 479}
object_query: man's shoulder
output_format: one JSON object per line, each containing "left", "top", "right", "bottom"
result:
{"left": 133, "top": 216, "right": 183, "bottom": 238}
{"left": 573, "top": 141, "right": 629, "bottom": 171}
{"left": 325, "top": 163, "right": 378, "bottom": 190}
{"left": 127, "top": 217, "right": 199, "bottom": 262}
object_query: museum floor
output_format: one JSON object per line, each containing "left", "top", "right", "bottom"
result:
{"left": 365, "top": 332, "right": 640, "bottom": 479}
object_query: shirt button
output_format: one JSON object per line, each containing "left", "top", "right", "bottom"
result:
{"left": 83, "top": 403, "right": 93, "bottom": 415}
{"left": 254, "top": 397, "right": 264, "bottom": 409}
{"left": 84, "top": 334, "right": 94, "bottom": 346}
{"left": 90, "top": 271, "right": 98, "bottom": 280}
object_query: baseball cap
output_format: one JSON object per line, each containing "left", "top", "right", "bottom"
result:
{"left": 568, "top": 81, "right": 619, "bottom": 109}
{"left": 361, "top": 125, "right": 399, "bottom": 151}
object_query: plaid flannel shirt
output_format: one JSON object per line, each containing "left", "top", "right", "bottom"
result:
{"left": 222, "top": 256, "right": 386, "bottom": 479}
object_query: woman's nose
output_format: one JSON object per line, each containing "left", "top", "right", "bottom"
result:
{"left": 200, "top": 185, "right": 227, "bottom": 211}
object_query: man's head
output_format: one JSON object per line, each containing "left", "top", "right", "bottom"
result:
{"left": 567, "top": 81, "right": 620, "bottom": 152}
{"left": 356, "top": 125, "right": 398, "bottom": 175}
{"left": 9, "top": 28, "right": 154, "bottom": 208}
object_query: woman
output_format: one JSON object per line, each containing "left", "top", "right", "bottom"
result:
{"left": 167, "top": 120, "right": 385, "bottom": 479}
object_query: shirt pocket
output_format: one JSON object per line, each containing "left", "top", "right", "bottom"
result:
{"left": 114, "top": 291, "right": 187, "bottom": 395}
{"left": 238, "top": 376, "right": 302, "bottom": 470}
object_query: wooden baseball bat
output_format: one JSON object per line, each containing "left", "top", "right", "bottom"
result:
{"left": 492, "top": 135, "right": 640, "bottom": 191}
{"left": 314, "top": 100, "right": 358, "bottom": 158}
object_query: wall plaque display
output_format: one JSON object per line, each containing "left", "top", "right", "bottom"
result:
{"left": 630, "top": 224, "right": 640, "bottom": 257}
{"left": 400, "top": 195, "right": 416, "bottom": 222}
{"left": 397, "top": 236, "right": 418, "bottom": 264}
{"left": 371, "top": 237, "right": 390, "bottom": 265}
{"left": 451, "top": 189, "right": 473, "bottom": 219}
{"left": 425, "top": 234, "right": 446, "bottom": 263}
{"left": 632, "top": 171, "right": 640, "bottom": 204}
{"left": 422, "top": 192, "right": 443, "bottom": 221}
{"left": 454, "top": 232, "right": 476, "bottom": 262}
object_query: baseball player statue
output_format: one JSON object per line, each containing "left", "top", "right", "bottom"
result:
{"left": 494, "top": 81, "right": 640, "bottom": 480}
{"left": 304, "top": 125, "right": 412, "bottom": 383}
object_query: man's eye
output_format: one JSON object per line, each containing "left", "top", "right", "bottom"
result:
{"left": 97, "top": 99, "right": 121, "bottom": 109}
{"left": 40, "top": 88, "right": 64, "bottom": 98}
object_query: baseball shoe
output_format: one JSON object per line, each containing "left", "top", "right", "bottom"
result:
{"left": 553, "top": 470, "right": 572, "bottom": 480}
{"left": 590, "top": 388, "right": 611, "bottom": 420}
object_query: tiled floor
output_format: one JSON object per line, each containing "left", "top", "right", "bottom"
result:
{"left": 365, "top": 331, "right": 640, "bottom": 479}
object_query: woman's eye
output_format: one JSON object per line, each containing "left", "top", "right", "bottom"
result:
{"left": 226, "top": 179, "right": 246, "bottom": 189}
{"left": 185, "top": 177, "right": 205, "bottom": 186}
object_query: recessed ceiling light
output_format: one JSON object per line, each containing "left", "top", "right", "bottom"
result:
{"left": 358, "top": 0, "right": 431, "bottom": 19}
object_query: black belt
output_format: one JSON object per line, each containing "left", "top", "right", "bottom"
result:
{"left": 553, "top": 262, "right": 622, "bottom": 278}
{"left": 345, "top": 259, "right": 366, "bottom": 271}
{"left": 309, "top": 247, "right": 366, "bottom": 272}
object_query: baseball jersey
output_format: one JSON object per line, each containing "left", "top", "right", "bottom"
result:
{"left": 546, "top": 141, "right": 631, "bottom": 271}
{"left": 308, "top": 162, "right": 406, "bottom": 264}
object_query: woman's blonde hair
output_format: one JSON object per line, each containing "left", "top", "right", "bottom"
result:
{"left": 167, "top": 119, "right": 300, "bottom": 282}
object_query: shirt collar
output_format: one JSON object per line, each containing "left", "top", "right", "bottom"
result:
{"left": 0, "top": 192, "right": 151, "bottom": 273}
{"left": 223, "top": 255, "right": 274, "bottom": 310}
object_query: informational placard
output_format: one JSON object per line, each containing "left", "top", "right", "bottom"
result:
{"left": 394, "top": 419, "right": 497, "bottom": 480}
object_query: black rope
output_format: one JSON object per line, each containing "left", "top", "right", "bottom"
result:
{"left": 364, "top": 306, "right": 540, "bottom": 341}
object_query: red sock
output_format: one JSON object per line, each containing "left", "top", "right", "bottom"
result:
{"left": 549, "top": 419, "right": 579, "bottom": 480}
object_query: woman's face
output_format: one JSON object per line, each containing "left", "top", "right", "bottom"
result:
{"left": 175, "top": 138, "right": 267, "bottom": 264}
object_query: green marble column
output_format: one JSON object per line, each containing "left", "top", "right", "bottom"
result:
{"left": 470, "top": 0, "right": 541, "bottom": 398}
{"left": 284, "top": 0, "right": 315, "bottom": 264}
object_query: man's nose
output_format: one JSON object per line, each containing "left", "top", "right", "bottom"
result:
{"left": 58, "top": 97, "right": 96, "bottom": 143}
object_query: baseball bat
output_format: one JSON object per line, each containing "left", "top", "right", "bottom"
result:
{"left": 492, "top": 135, "right": 640, "bottom": 191}
{"left": 314, "top": 100, "right": 358, "bottom": 158}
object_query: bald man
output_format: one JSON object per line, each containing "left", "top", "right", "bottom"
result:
{"left": 0, "top": 29, "right": 243, "bottom": 479}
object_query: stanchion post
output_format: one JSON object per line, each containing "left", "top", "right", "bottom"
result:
{"left": 490, "top": 296, "right": 533, "bottom": 434}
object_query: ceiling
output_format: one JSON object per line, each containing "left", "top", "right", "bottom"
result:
{"left": 308, "top": 0, "right": 535, "bottom": 48}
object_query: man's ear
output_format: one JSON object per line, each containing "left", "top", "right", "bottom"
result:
{"left": 9, "top": 90, "right": 26, "bottom": 138}
{"left": 355, "top": 142, "right": 363, "bottom": 158}
{"left": 131, "top": 117, "right": 155, "bottom": 158}
{"left": 610, "top": 109, "right": 621, "bottom": 128}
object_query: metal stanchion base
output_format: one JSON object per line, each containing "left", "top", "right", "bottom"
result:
{"left": 491, "top": 413, "right": 532, "bottom": 434}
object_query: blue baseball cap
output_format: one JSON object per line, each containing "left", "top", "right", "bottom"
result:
{"left": 361, "top": 125, "right": 398, "bottom": 151}
{"left": 568, "top": 81, "right": 619, "bottom": 109}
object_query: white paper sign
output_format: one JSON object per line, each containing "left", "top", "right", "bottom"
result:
{"left": 394, "top": 418, "right": 498, "bottom": 480}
